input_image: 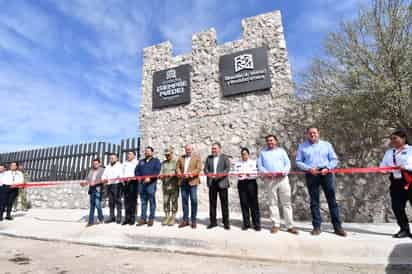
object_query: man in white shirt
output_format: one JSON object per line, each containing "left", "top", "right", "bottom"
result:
{"left": 1, "top": 162, "right": 24, "bottom": 221}
{"left": 122, "top": 151, "right": 139, "bottom": 225}
{"left": 102, "top": 154, "right": 123, "bottom": 224}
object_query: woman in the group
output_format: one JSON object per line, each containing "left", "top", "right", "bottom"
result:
{"left": 380, "top": 129, "right": 412, "bottom": 238}
{"left": 233, "top": 148, "right": 261, "bottom": 231}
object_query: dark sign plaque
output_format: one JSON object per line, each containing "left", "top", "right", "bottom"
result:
{"left": 152, "top": 64, "right": 191, "bottom": 109}
{"left": 219, "top": 47, "right": 272, "bottom": 96}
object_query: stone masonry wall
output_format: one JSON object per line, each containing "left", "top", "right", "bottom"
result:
{"left": 139, "top": 11, "right": 295, "bottom": 217}
{"left": 25, "top": 11, "right": 410, "bottom": 224}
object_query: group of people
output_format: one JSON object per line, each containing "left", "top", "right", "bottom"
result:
{"left": 0, "top": 162, "right": 24, "bottom": 221}
{"left": 81, "top": 126, "right": 355, "bottom": 237}
{"left": 2, "top": 126, "right": 412, "bottom": 239}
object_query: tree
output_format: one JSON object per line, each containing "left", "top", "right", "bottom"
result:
{"left": 300, "top": 0, "right": 412, "bottom": 165}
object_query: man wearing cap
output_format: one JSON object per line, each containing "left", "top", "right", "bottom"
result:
{"left": 160, "top": 148, "right": 179, "bottom": 226}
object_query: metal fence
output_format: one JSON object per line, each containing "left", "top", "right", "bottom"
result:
{"left": 0, "top": 138, "right": 140, "bottom": 182}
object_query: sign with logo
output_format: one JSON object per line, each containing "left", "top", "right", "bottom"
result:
{"left": 219, "top": 47, "right": 272, "bottom": 96}
{"left": 152, "top": 64, "right": 191, "bottom": 109}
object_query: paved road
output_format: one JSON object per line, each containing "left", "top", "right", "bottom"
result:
{"left": 1, "top": 236, "right": 408, "bottom": 274}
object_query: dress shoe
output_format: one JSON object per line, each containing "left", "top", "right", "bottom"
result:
{"left": 121, "top": 221, "right": 129, "bottom": 226}
{"left": 207, "top": 224, "right": 217, "bottom": 229}
{"left": 311, "top": 228, "right": 321, "bottom": 236}
{"left": 287, "top": 227, "right": 299, "bottom": 235}
{"left": 242, "top": 225, "right": 250, "bottom": 231}
{"left": 254, "top": 226, "right": 261, "bottom": 231}
{"left": 136, "top": 219, "right": 147, "bottom": 226}
{"left": 178, "top": 221, "right": 189, "bottom": 228}
{"left": 5, "top": 216, "right": 13, "bottom": 220}
{"left": 224, "top": 224, "right": 231, "bottom": 230}
{"left": 393, "top": 230, "right": 411, "bottom": 238}
{"left": 191, "top": 223, "right": 197, "bottom": 229}
{"left": 105, "top": 219, "right": 115, "bottom": 224}
{"left": 270, "top": 227, "right": 280, "bottom": 234}
{"left": 147, "top": 219, "right": 154, "bottom": 227}
{"left": 334, "top": 228, "right": 347, "bottom": 237}
{"left": 129, "top": 221, "right": 135, "bottom": 225}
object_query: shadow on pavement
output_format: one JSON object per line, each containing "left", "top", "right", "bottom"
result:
{"left": 385, "top": 243, "right": 412, "bottom": 274}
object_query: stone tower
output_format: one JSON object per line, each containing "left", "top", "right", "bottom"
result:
{"left": 139, "top": 11, "right": 294, "bottom": 161}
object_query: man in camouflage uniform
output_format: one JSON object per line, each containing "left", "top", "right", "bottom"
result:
{"left": 160, "top": 148, "right": 179, "bottom": 226}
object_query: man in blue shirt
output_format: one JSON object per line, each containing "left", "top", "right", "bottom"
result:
{"left": 258, "top": 135, "right": 298, "bottom": 235}
{"left": 135, "top": 146, "right": 161, "bottom": 227}
{"left": 296, "top": 127, "right": 346, "bottom": 237}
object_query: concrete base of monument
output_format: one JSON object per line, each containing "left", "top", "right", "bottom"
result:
{"left": 0, "top": 209, "right": 411, "bottom": 269}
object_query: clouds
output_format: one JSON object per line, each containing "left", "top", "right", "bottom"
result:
{"left": 0, "top": 1, "right": 142, "bottom": 152}
{"left": 156, "top": 0, "right": 269, "bottom": 54}
{"left": 0, "top": 0, "right": 371, "bottom": 152}
{"left": 285, "top": 0, "right": 370, "bottom": 82}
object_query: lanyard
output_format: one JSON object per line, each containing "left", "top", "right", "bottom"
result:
{"left": 392, "top": 147, "right": 406, "bottom": 166}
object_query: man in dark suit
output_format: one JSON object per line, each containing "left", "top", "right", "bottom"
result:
{"left": 204, "top": 142, "right": 231, "bottom": 230}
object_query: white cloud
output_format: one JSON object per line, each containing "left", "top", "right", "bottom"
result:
{"left": 0, "top": 1, "right": 58, "bottom": 50}
{"left": 0, "top": 1, "right": 144, "bottom": 152}
{"left": 157, "top": 0, "right": 245, "bottom": 54}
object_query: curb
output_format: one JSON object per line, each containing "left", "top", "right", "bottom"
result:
{"left": 1, "top": 231, "right": 408, "bottom": 270}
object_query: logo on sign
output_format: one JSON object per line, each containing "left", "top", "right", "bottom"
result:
{"left": 234, "top": 54, "right": 254, "bottom": 73}
{"left": 166, "top": 69, "right": 177, "bottom": 80}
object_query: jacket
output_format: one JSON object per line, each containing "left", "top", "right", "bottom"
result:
{"left": 204, "top": 154, "right": 231, "bottom": 189}
{"left": 176, "top": 154, "right": 202, "bottom": 186}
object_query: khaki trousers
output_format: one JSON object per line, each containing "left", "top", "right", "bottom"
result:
{"left": 264, "top": 176, "right": 294, "bottom": 228}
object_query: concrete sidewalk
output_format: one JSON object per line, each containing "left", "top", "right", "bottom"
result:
{"left": 0, "top": 209, "right": 411, "bottom": 268}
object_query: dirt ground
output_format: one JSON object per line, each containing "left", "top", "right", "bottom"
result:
{"left": 0, "top": 235, "right": 407, "bottom": 274}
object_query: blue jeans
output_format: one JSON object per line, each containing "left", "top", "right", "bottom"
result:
{"left": 306, "top": 174, "right": 342, "bottom": 229}
{"left": 181, "top": 181, "right": 198, "bottom": 223}
{"left": 88, "top": 188, "right": 104, "bottom": 224}
{"left": 139, "top": 182, "right": 156, "bottom": 221}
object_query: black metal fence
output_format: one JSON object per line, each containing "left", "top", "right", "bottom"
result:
{"left": 0, "top": 138, "right": 140, "bottom": 182}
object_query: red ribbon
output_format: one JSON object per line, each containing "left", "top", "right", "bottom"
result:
{"left": 10, "top": 166, "right": 399, "bottom": 189}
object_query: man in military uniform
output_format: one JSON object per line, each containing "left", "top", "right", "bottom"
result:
{"left": 160, "top": 148, "right": 179, "bottom": 226}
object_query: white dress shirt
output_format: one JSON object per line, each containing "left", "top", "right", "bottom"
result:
{"left": 380, "top": 145, "right": 412, "bottom": 179}
{"left": 122, "top": 159, "right": 138, "bottom": 178}
{"left": 2, "top": 170, "right": 24, "bottom": 185}
{"left": 0, "top": 172, "right": 5, "bottom": 185}
{"left": 184, "top": 156, "right": 191, "bottom": 173}
{"left": 102, "top": 162, "right": 123, "bottom": 184}
{"left": 213, "top": 156, "right": 219, "bottom": 174}
{"left": 233, "top": 159, "right": 258, "bottom": 180}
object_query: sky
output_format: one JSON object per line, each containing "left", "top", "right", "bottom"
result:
{"left": 0, "top": 0, "right": 369, "bottom": 152}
